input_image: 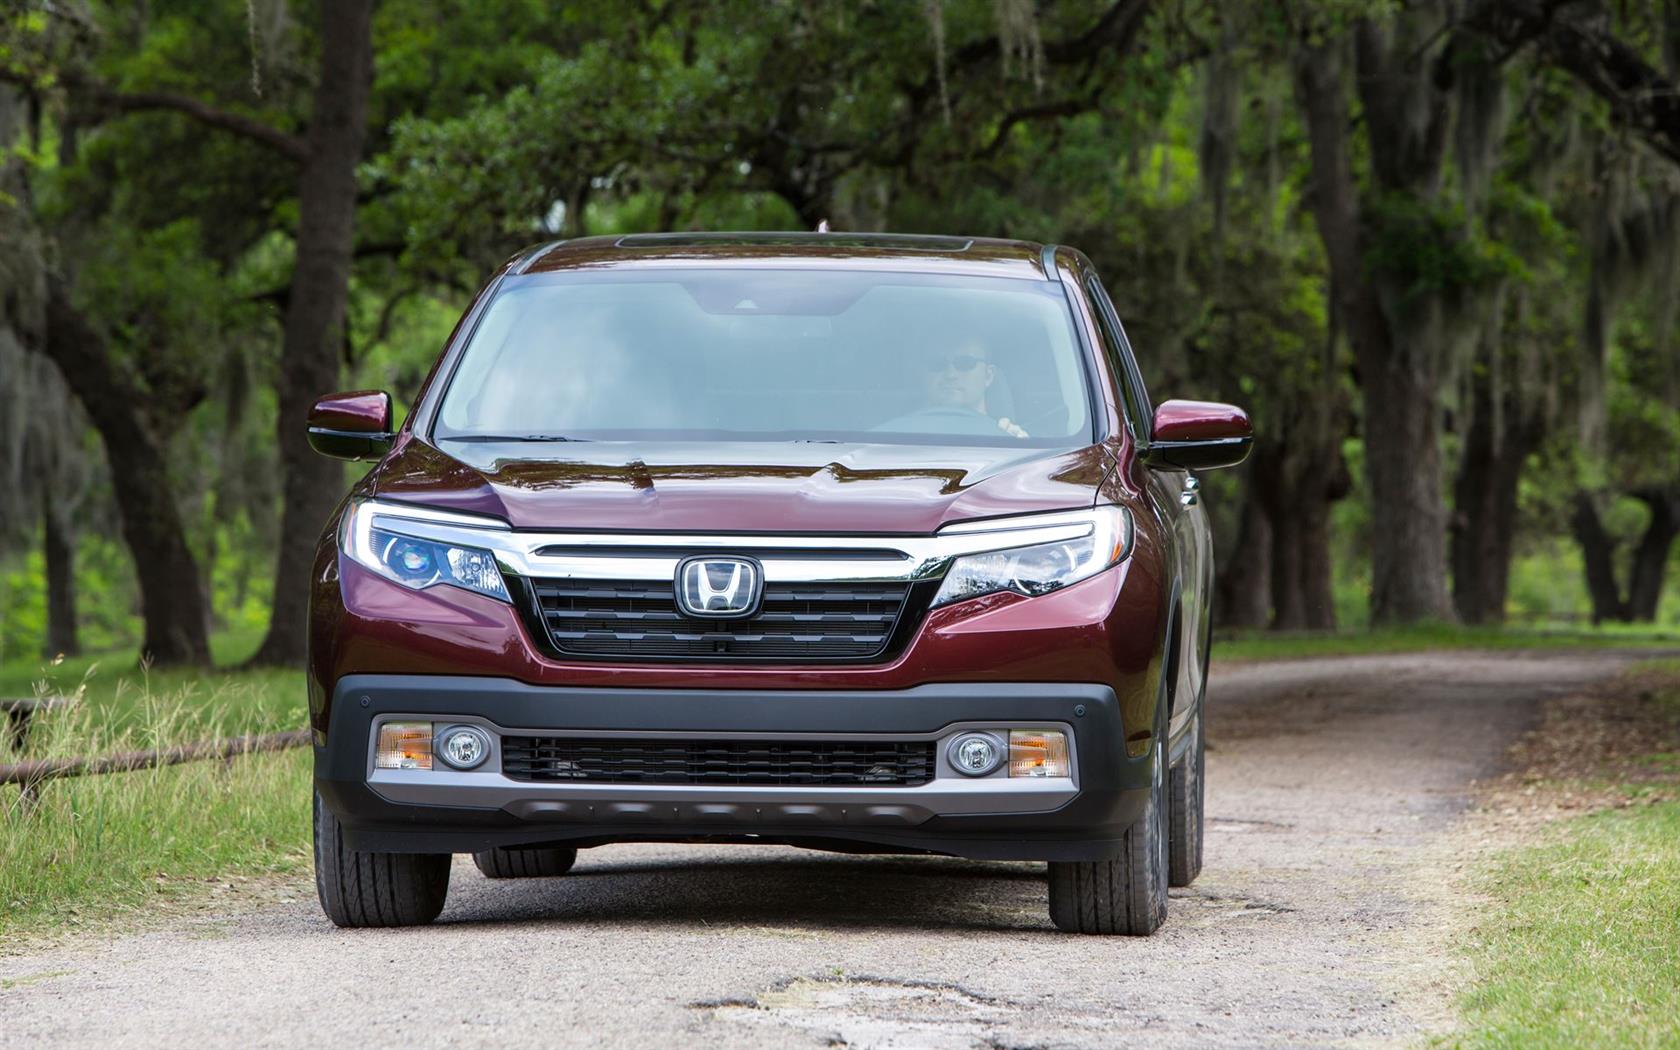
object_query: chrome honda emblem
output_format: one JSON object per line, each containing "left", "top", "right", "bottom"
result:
{"left": 674, "top": 556, "right": 763, "bottom": 618}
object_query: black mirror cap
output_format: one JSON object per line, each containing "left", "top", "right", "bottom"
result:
{"left": 308, "top": 427, "right": 395, "bottom": 460}
{"left": 1140, "top": 435, "right": 1253, "bottom": 472}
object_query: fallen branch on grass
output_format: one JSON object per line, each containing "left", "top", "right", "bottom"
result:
{"left": 0, "top": 729, "right": 311, "bottom": 799}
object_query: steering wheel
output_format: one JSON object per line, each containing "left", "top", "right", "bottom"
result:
{"left": 897, "top": 405, "right": 993, "bottom": 423}
{"left": 880, "top": 404, "right": 1033, "bottom": 438}
{"left": 869, "top": 404, "right": 1008, "bottom": 437}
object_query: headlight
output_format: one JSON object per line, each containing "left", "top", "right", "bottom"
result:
{"left": 341, "top": 501, "right": 511, "bottom": 602}
{"left": 932, "top": 505, "right": 1131, "bottom": 607}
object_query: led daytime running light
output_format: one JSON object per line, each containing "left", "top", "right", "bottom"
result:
{"left": 341, "top": 500, "right": 511, "bottom": 602}
{"left": 932, "top": 505, "right": 1131, "bottom": 608}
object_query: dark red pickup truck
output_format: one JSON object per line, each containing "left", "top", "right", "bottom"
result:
{"left": 304, "top": 232, "right": 1251, "bottom": 935}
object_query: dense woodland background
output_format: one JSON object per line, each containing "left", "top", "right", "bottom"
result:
{"left": 0, "top": 0, "right": 1677, "bottom": 669}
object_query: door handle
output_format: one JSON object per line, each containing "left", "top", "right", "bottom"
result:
{"left": 1180, "top": 475, "right": 1200, "bottom": 507}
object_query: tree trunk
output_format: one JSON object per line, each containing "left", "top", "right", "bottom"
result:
{"left": 1570, "top": 492, "right": 1632, "bottom": 624}
{"left": 1628, "top": 489, "right": 1680, "bottom": 621}
{"left": 1450, "top": 389, "right": 1540, "bottom": 626}
{"left": 41, "top": 495, "right": 80, "bottom": 658}
{"left": 43, "top": 283, "right": 211, "bottom": 666}
{"left": 1450, "top": 436, "right": 1499, "bottom": 625}
{"left": 1251, "top": 426, "right": 1348, "bottom": 632}
{"left": 1299, "top": 478, "right": 1340, "bottom": 630}
{"left": 1268, "top": 512, "right": 1307, "bottom": 630}
{"left": 1261, "top": 453, "right": 1306, "bottom": 631}
{"left": 565, "top": 179, "right": 592, "bottom": 237}
{"left": 1568, "top": 489, "right": 1679, "bottom": 624}
{"left": 1262, "top": 471, "right": 1345, "bottom": 631}
{"left": 250, "top": 0, "right": 376, "bottom": 667}
{"left": 1215, "top": 469, "right": 1271, "bottom": 629}
{"left": 1296, "top": 21, "right": 1461, "bottom": 627}
{"left": 1358, "top": 322, "right": 1455, "bottom": 625}
{"left": 1249, "top": 443, "right": 1303, "bottom": 630}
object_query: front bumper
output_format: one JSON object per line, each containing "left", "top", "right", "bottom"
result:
{"left": 316, "top": 675, "right": 1151, "bottom": 861}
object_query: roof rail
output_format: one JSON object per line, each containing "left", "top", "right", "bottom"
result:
{"left": 512, "top": 240, "right": 568, "bottom": 274}
{"left": 1040, "top": 244, "right": 1061, "bottom": 282}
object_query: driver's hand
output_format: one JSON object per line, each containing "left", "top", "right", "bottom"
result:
{"left": 997, "top": 417, "right": 1029, "bottom": 439}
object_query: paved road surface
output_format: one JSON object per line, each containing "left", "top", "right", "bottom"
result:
{"left": 0, "top": 650, "right": 1645, "bottom": 1049}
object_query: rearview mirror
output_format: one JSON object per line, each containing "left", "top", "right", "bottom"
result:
{"left": 1141, "top": 399, "right": 1252, "bottom": 471}
{"left": 308, "top": 390, "right": 394, "bottom": 461}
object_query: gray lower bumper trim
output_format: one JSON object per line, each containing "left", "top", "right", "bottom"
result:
{"left": 368, "top": 770, "right": 1077, "bottom": 824}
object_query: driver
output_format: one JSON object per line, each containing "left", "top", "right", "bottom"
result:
{"left": 907, "top": 337, "right": 1029, "bottom": 438}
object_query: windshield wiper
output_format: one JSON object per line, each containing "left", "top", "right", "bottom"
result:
{"left": 440, "top": 434, "right": 589, "bottom": 443}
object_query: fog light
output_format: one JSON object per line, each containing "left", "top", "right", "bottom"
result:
{"left": 1009, "top": 730, "right": 1070, "bottom": 778}
{"left": 947, "top": 732, "right": 1004, "bottom": 776}
{"left": 375, "top": 721, "right": 433, "bottom": 770}
{"left": 436, "top": 725, "right": 492, "bottom": 770}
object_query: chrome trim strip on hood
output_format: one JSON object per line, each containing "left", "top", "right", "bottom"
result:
{"left": 349, "top": 498, "right": 1125, "bottom": 585}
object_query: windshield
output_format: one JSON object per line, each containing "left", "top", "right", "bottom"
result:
{"left": 433, "top": 268, "right": 1094, "bottom": 448}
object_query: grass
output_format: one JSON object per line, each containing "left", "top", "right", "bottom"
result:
{"left": 1453, "top": 805, "right": 1680, "bottom": 1048}
{"left": 1217, "top": 622, "right": 1680, "bottom": 663}
{"left": 0, "top": 627, "right": 298, "bottom": 740}
{"left": 1449, "top": 661, "right": 1680, "bottom": 1048}
{"left": 0, "top": 633, "right": 311, "bottom": 943}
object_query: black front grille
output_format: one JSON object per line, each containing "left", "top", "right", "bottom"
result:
{"left": 524, "top": 577, "right": 919, "bottom": 660}
{"left": 501, "top": 737, "right": 936, "bottom": 786}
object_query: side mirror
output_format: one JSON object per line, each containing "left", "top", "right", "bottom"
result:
{"left": 308, "top": 390, "right": 394, "bottom": 461}
{"left": 1141, "top": 399, "right": 1253, "bottom": 471}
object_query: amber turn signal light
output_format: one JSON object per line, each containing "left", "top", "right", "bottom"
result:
{"left": 375, "top": 721, "right": 433, "bottom": 770}
{"left": 1008, "top": 730, "right": 1070, "bottom": 778}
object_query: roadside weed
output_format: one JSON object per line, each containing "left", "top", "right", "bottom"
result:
{"left": 0, "top": 651, "right": 309, "bottom": 942}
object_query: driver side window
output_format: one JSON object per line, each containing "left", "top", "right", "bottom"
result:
{"left": 1083, "top": 275, "right": 1153, "bottom": 444}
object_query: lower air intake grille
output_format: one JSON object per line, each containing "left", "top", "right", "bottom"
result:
{"left": 501, "top": 737, "right": 937, "bottom": 786}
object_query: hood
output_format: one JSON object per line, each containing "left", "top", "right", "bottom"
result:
{"left": 369, "top": 437, "right": 1109, "bottom": 533}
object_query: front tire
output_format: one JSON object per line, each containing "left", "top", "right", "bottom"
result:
{"left": 314, "top": 790, "right": 450, "bottom": 928}
{"left": 472, "top": 846, "right": 577, "bottom": 879}
{"left": 1169, "top": 711, "right": 1205, "bottom": 887}
{"left": 1047, "top": 731, "right": 1169, "bottom": 936}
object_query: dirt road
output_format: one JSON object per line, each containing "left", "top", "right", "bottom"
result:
{"left": 0, "top": 650, "right": 1648, "bottom": 1049}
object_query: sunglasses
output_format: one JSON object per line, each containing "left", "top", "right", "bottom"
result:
{"left": 925, "top": 354, "right": 988, "bottom": 373}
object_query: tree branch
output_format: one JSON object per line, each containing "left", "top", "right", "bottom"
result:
{"left": 0, "top": 67, "right": 309, "bottom": 162}
{"left": 975, "top": 96, "right": 1102, "bottom": 158}
{"left": 80, "top": 83, "right": 309, "bottom": 162}
{"left": 863, "top": 0, "right": 1154, "bottom": 176}
{"left": 1463, "top": 0, "right": 1680, "bottom": 167}
{"left": 939, "top": 0, "right": 1152, "bottom": 73}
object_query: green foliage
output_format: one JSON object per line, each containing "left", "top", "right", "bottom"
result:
{"left": 1364, "top": 194, "right": 1525, "bottom": 301}
{"left": 0, "top": 536, "right": 138, "bottom": 663}
{"left": 72, "top": 221, "right": 258, "bottom": 416}
{"left": 1603, "top": 333, "right": 1680, "bottom": 492}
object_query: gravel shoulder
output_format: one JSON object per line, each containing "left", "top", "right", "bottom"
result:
{"left": 0, "top": 649, "right": 1652, "bottom": 1049}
